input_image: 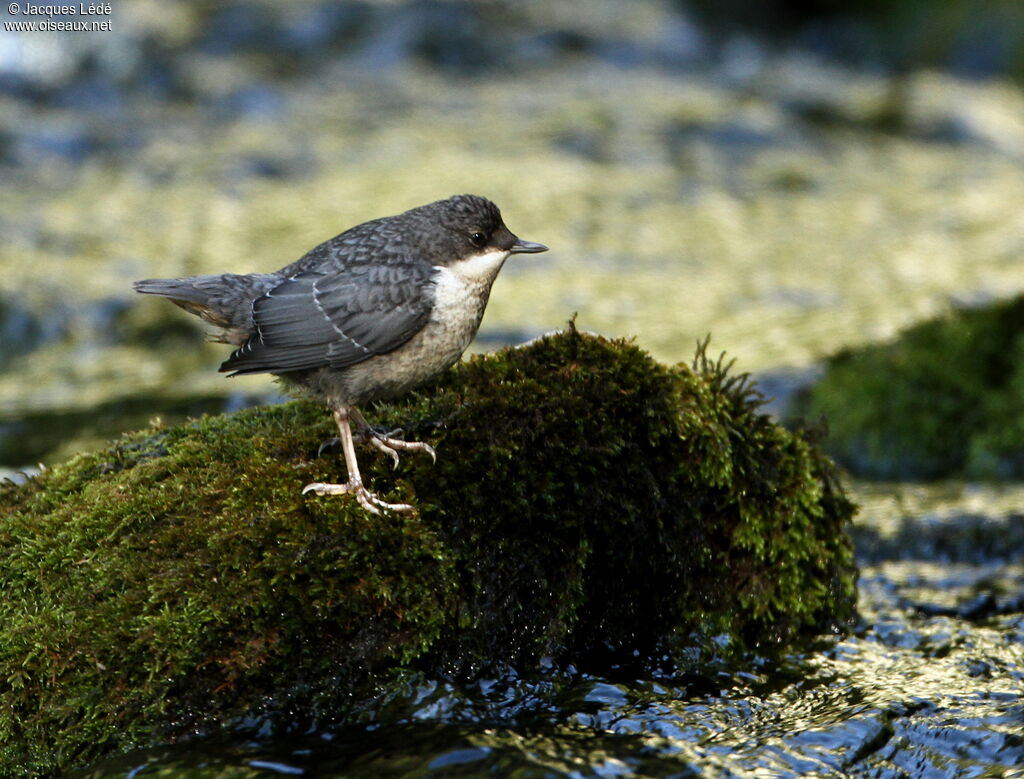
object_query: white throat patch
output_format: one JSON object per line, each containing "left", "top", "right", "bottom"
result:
{"left": 442, "top": 248, "right": 510, "bottom": 283}
{"left": 430, "top": 248, "right": 510, "bottom": 324}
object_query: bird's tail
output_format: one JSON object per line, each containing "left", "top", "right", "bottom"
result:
{"left": 134, "top": 273, "right": 278, "bottom": 343}
{"left": 134, "top": 277, "right": 212, "bottom": 304}
{"left": 134, "top": 275, "right": 231, "bottom": 326}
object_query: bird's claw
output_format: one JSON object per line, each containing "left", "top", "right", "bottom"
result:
{"left": 368, "top": 436, "right": 402, "bottom": 469}
{"left": 366, "top": 433, "right": 437, "bottom": 467}
{"left": 408, "top": 440, "right": 438, "bottom": 464}
{"left": 302, "top": 481, "right": 415, "bottom": 515}
{"left": 317, "top": 437, "right": 341, "bottom": 457}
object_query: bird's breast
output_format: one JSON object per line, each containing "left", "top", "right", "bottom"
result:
{"left": 383, "top": 249, "right": 508, "bottom": 380}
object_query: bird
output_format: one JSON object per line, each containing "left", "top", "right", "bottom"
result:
{"left": 134, "top": 194, "right": 548, "bottom": 514}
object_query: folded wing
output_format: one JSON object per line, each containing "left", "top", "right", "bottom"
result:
{"left": 220, "top": 262, "right": 436, "bottom": 376}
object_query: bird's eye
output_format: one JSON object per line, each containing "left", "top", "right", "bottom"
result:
{"left": 470, "top": 231, "right": 486, "bottom": 247}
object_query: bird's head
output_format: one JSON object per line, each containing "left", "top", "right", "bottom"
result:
{"left": 409, "top": 194, "right": 548, "bottom": 270}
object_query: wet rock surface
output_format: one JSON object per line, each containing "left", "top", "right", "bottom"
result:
{"left": 72, "top": 486, "right": 1024, "bottom": 778}
{"left": 0, "top": 331, "right": 857, "bottom": 776}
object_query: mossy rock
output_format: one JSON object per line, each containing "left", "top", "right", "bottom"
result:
{"left": 0, "top": 329, "right": 857, "bottom": 776}
{"left": 790, "top": 295, "right": 1024, "bottom": 480}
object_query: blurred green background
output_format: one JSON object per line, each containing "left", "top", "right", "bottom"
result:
{"left": 2, "top": 0, "right": 1024, "bottom": 469}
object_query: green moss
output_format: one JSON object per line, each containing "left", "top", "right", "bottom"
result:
{"left": 0, "top": 330, "right": 857, "bottom": 776}
{"left": 791, "top": 295, "right": 1024, "bottom": 479}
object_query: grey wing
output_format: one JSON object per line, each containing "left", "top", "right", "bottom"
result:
{"left": 219, "top": 264, "right": 437, "bottom": 375}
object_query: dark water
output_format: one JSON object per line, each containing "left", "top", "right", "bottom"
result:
{"left": 74, "top": 483, "right": 1024, "bottom": 779}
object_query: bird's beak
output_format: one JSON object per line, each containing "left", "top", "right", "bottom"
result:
{"left": 509, "top": 238, "right": 549, "bottom": 254}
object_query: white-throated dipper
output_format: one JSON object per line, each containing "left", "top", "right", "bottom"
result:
{"left": 135, "top": 194, "right": 547, "bottom": 514}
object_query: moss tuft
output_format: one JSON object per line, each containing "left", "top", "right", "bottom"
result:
{"left": 0, "top": 330, "right": 857, "bottom": 776}
{"left": 790, "top": 295, "right": 1024, "bottom": 479}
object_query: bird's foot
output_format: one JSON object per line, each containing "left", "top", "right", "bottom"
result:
{"left": 365, "top": 430, "right": 437, "bottom": 470}
{"left": 302, "top": 480, "right": 415, "bottom": 515}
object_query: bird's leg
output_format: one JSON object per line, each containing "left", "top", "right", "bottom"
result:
{"left": 349, "top": 407, "right": 436, "bottom": 470}
{"left": 302, "top": 407, "right": 415, "bottom": 514}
